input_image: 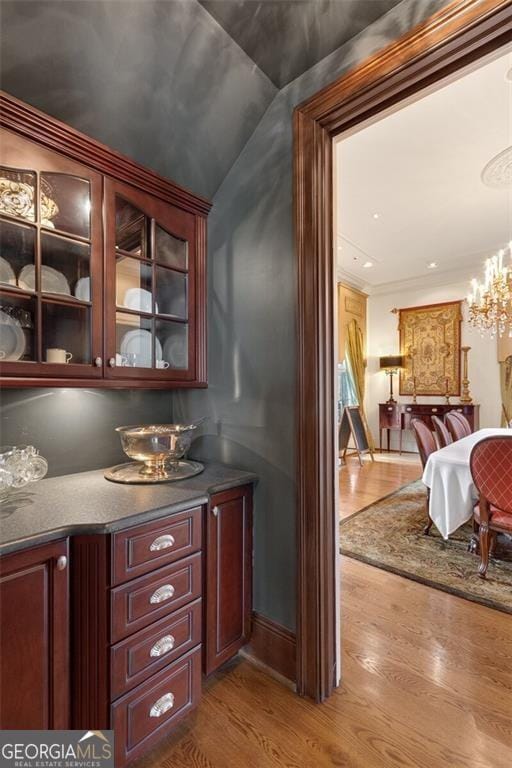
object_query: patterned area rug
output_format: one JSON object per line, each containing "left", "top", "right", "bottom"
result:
{"left": 340, "top": 480, "right": 512, "bottom": 614}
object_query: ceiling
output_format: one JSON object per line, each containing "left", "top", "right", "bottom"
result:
{"left": 336, "top": 48, "right": 512, "bottom": 293}
{"left": 199, "top": 0, "right": 402, "bottom": 88}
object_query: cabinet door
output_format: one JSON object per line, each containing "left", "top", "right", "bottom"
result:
{"left": 0, "top": 539, "right": 69, "bottom": 729}
{"left": 205, "top": 485, "right": 253, "bottom": 675}
{"left": 0, "top": 128, "right": 103, "bottom": 380}
{"left": 104, "top": 178, "right": 205, "bottom": 384}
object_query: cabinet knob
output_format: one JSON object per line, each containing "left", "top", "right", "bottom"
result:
{"left": 56, "top": 555, "right": 67, "bottom": 571}
{"left": 150, "top": 692, "right": 175, "bottom": 718}
{"left": 149, "top": 584, "right": 175, "bottom": 604}
{"left": 108, "top": 357, "right": 116, "bottom": 367}
{"left": 94, "top": 357, "right": 102, "bottom": 367}
{"left": 212, "top": 506, "right": 219, "bottom": 517}
{"left": 149, "top": 534, "right": 175, "bottom": 552}
{"left": 431, "top": 408, "right": 438, "bottom": 413}
{"left": 150, "top": 634, "right": 175, "bottom": 658}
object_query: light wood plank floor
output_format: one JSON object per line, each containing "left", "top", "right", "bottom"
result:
{"left": 137, "top": 454, "right": 512, "bottom": 768}
{"left": 340, "top": 451, "right": 421, "bottom": 519}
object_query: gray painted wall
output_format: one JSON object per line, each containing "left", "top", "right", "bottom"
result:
{"left": 0, "top": 389, "right": 173, "bottom": 477}
{"left": 1, "top": 0, "right": 450, "bottom": 631}
{"left": 0, "top": 0, "right": 276, "bottom": 199}
{"left": 173, "top": 0, "right": 450, "bottom": 630}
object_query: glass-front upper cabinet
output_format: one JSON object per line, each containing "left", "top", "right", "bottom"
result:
{"left": 104, "top": 178, "right": 201, "bottom": 382}
{"left": 0, "top": 93, "right": 209, "bottom": 388}
{"left": 0, "top": 128, "right": 103, "bottom": 379}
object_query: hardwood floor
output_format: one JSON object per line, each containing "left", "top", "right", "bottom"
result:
{"left": 340, "top": 451, "right": 421, "bottom": 519}
{"left": 137, "top": 453, "right": 512, "bottom": 768}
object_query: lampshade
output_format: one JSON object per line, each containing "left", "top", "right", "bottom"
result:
{"left": 379, "top": 355, "right": 404, "bottom": 370}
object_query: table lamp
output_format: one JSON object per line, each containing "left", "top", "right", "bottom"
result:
{"left": 379, "top": 355, "right": 404, "bottom": 404}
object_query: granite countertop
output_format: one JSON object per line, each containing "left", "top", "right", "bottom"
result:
{"left": 0, "top": 462, "right": 257, "bottom": 556}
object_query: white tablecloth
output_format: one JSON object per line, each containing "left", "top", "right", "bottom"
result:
{"left": 422, "top": 428, "right": 511, "bottom": 539}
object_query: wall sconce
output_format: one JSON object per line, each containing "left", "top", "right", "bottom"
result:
{"left": 379, "top": 355, "right": 404, "bottom": 404}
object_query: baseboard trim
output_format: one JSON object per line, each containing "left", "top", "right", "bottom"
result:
{"left": 246, "top": 611, "right": 297, "bottom": 682}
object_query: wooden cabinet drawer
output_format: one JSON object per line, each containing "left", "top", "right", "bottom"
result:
{"left": 379, "top": 404, "right": 400, "bottom": 428}
{"left": 112, "top": 646, "right": 201, "bottom": 767}
{"left": 111, "top": 507, "right": 202, "bottom": 586}
{"left": 110, "top": 599, "right": 202, "bottom": 699}
{"left": 110, "top": 553, "right": 201, "bottom": 642}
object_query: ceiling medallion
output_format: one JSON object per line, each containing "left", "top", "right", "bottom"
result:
{"left": 481, "top": 145, "right": 512, "bottom": 189}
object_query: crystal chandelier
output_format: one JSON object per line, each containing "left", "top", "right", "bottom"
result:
{"left": 467, "top": 242, "right": 512, "bottom": 338}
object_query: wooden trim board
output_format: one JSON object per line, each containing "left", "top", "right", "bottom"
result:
{"left": 245, "top": 612, "right": 297, "bottom": 683}
{"left": 294, "top": 0, "right": 512, "bottom": 701}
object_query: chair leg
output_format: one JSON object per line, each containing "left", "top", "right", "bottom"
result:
{"left": 478, "top": 522, "right": 490, "bottom": 579}
{"left": 423, "top": 493, "right": 433, "bottom": 535}
{"left": 469, "top": 518, "right": 480, "bottom": 553}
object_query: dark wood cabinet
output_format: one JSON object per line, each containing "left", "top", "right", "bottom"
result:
{"left": 0, "top": 92, "right": 209, "bottom": 388}
{"left": 72, "top": 486, "right": 252, "bottom": 766}
{"left": 204, "top": 484, "right": 253, "bottom": 675}
{"left": 0, "top": 539, "right": 69, "bottom": 729}
{"left": 379, "top": 402, "right": 480, "bottom": 452}
{"left": 0, "top": 482, "right": 253, "bottom": 764}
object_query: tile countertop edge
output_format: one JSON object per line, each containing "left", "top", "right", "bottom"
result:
{"left": 0, "top": 463, "right": 258, "bottom": 557}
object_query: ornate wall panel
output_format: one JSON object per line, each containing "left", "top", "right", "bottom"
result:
{"left": 397, "top": 301, "right": 462, "bottom": 396}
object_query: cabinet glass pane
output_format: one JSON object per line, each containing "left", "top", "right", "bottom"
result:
{"left": 155, "top": 224, "right": 187, "bottom": 270}
{"left": 0, "top": 219, "right": 35, "bottom": 288}
{"left": 40, "top": 174, "right": 90, "bottom": 238}
{"left": 155, "top": 266, "right": 187, "bottom": 319}
{"left": 116, "top": 255, "right": 152, "bottom": 312}
{"left": 116, "top": 197, "right": 146, "bottom": 257}
{"left": 0, "top": 292, "right": 36, "bottom": 361}
{"left": 116, "top": 312, "right": 153, "bottom": 368}
{"left": 0, "top": 168, "right": 36, "bottom": 223}
{"left": 156, "top": 319, "right": 188, "bottom": 370}
{"left": 42, "top": 302, "right": 91, "bottom": 364}
{"left": 41, "top": 233, "right": 90, "bottom": 300}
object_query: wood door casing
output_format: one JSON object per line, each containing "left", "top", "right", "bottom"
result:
{"left": 0, "top": 539, "right": 69, "bottom": 729}
{"left": 205, "top": 485, "right": 253, "bottom": 675}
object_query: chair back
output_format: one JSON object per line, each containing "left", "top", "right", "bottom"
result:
{"left": 432, "top": 415, "right": 452, "bottom": 448}
{"left": 445, "top": 412, "right": 469, "bottom": 441}
{"left": 411, "top": 419, "right": 437, "bottom": 469}
{"left": 470, "top": 436, "right": 512, "bottom": 514}
{"left": 452, "top": 411, "right": 472, "bottom": 436}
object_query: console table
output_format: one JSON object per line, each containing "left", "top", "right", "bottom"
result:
{"left": 379, "top": 403, "right": 480, "bottom": 453}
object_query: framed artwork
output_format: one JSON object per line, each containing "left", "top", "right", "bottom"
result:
{"left": 396, "top": 300, "right": 462, "bottom": 396}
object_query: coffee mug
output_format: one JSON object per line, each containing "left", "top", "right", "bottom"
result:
{"left": 156, "top": 360, "right": 170, "bottom": 369}
{"left": 46, "top": 348, "right": 72, "bottom": 364}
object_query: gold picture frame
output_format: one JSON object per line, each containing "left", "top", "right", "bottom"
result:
{"left": 397, "top": 301, "right": 462, "bottom": 396}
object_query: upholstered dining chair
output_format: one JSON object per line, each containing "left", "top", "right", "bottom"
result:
{"left": 411, "top": 418, "right": 437, "bottom": 535}
{"left": 470, "top": 436, "right": 512, "bottom": 578}
{"left": 432, "top": 415, "right": 452, "bottom": 448}
{"left": 445, "top": 411, "right": 471, "bottom": 441}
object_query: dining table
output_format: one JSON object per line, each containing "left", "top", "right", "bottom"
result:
{"left": 422, "top": 427, "right": 511, "bottom": 539}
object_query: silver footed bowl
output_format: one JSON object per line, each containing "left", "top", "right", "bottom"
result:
{"left": 116, "top": 422, "right": 202, "bottom": 479}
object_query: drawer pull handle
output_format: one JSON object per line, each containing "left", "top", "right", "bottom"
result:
{"left": 432, "top": 408, "right": 438, "bottom": 413}
{"left": 387, "top": 407, "right": 393, "bottom": 412}
{"left": 150, "top": 634, "right": 175, "bottom": 657}
{"left": 150, "top": 692, "right": 175, "bottom": 718}
{"left": 149, "top": 534, "right": 175, "bottom": 552}
{"left": 150, "top": 584, "right": 175, "bottom": 604}
{"left": 457, "top": 409, "right": 463, "bottom": 413}
{"left": 406, "top": 408, "right": 412, "bottom": 412}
